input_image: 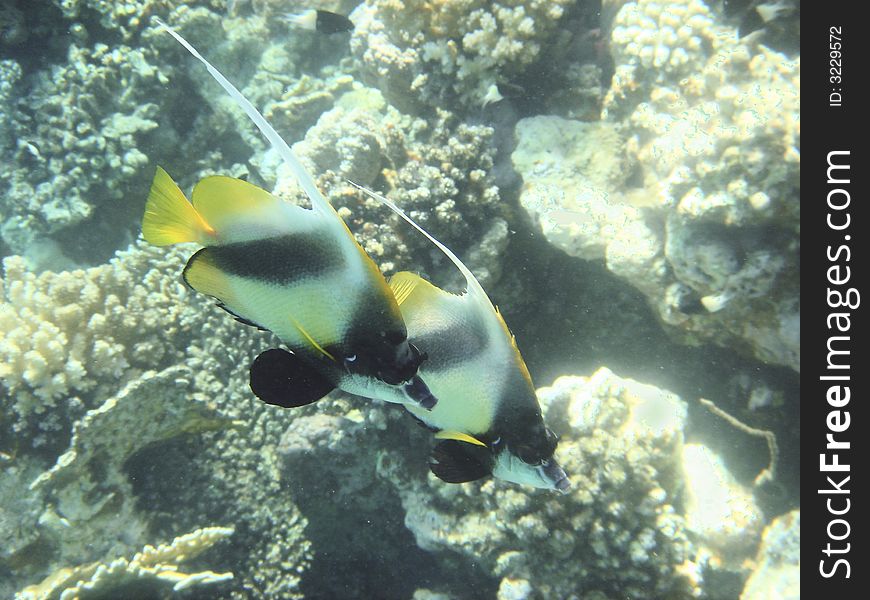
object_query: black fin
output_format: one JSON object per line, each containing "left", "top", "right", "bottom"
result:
{"left": 215, "top": 301, "right": 270, "bottom": 332}
{"left": 250, "top": 348, "right": 335, "bottom": 408}
{"left": 429, "top": 439, "right": 493, "bottom": 484}
{"left": 316, "top": 10, "right": 354, "bottom": 34}
{"left": 738, "top": 8, "right": 765, "bottom": 37}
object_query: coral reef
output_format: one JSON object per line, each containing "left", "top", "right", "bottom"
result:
{"left": 350, "top": 0, "right": 572, "bottom": 109}
{"left": 1, "top": 246, "right": 194, "bottom": 438}
{"left": 1, "top": 0, "right": 800, "bottom": 598}
{"left": 26, "top": 366, "right": 232, "bottom": 572}
{"left": 0, "top": 456, "right": 45, "bottom": 578}
{"left": 0, "top": 2, "right": 350, "bottom": 262}
{"left": 1, "top": 242, "right": 311, "bottom": 598}
{"left": 681, "top": 443, "right": 763, "bottom": 569}
{"left": 0, "top": 58, "right": 20, "bottom": 150}
{"left": 17, "top": 525, "right": 235, "bottom": 599}
{"left": 359, "top": 369, "right": 782, "bottom": 598}
{"left": 379, "top": 368, "right": 700, "bottom": 598}
{"left": 512, "top": 0, "right": 800, "bottom": 371}
{"left": 740, "top": 510, "right": 799, "bottom": 600}
{"left": 0, "top": 41, "right": 167, "bottom": 256}
{"left": 512, "top": 115, "right": 635, "bottom": 262}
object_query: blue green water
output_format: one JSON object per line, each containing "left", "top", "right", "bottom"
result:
{"left": 1, "top": 1, "right": 799, "bottom": 598}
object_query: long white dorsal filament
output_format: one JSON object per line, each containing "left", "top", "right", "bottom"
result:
{"left": 348, "top": 180, "right": 491, "bottom": 305}
{"left": 154, "top": 17, "right": 331, "bottom": 217}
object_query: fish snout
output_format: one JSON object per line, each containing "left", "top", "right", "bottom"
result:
{"left": 554, "top": 475, "right": 571, "bottom": 494}
{"left": 404, "top": 375, "right": 438, "bottom": 410}
{"left": 378, "top": 341, "right": 427, "bottom": 385}
{"left": 543, "top": 460, "right": 571, "bottom": 494}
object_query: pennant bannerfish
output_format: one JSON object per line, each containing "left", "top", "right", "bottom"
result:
{"left": 145, "top": 19, "right": 436, "bottom": 411}
{"left": 350, "top": 183, "right": 571, "bottom": 493}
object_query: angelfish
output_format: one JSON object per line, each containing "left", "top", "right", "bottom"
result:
{"left": 351, "top": 183, "right": 571, "bottom": 493}
{"left": 145, "top": 19, "right": 435, "bottom": 411}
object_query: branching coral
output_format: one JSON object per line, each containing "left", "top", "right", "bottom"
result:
{"left": 0, "top": 41, "right": 167, "bottom": 256}
{"left": 1, "top": 245, "right": 193, "bottom": 434}
{"left": 607, "top": 0, "right": 799, "bottom": 369}
{"left": 17, "top": 525, "right": 235, "bottom": 599}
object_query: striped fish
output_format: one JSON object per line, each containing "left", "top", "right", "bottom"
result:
{"left": 351, "top": 183, "right": 570, "bottom": 493}
{"left": 145, "top": 20, "right": 435, "bottom": 411}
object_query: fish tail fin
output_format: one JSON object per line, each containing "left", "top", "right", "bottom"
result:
{"left": 142, "top": 167, "right": 215, "bottom": 246}
{"left": 281, "top": 9, "right": 317, "bottom": 30}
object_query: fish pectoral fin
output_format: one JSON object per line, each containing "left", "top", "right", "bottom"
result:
{"left": 434, "top": 430, "right": 487, "bottom": 447}
{"left": 142, "top": 166, "right": 215, "bottom": 246}
{"left": 428, "top": 439, "right": 493, "bottom": 484}
{"left": 290, "top": 318, "right": 336, "bottom": 361}
{"left": 249, "top": 348, "right": 335, "bottom": 409}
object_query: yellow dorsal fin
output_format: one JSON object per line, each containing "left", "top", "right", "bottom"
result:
{"left": 291, "top": 317, "right": 336, "bottom": 361}
{"left": 142, "top": 167, "right": 215, "bottom": 246}
{"left": 389, "top": 272, "right": 457, "bottom": 310}
{"left": 494, "top": 305, "right": 518, "bottom": 351}
{"left": 389, "top": 271, "right": 422, "bottom": 306}
{"left": 191, "top": 175, "right": 286, "bottom": 233}
{"left": 434, "top": 430, "right": 488, "bottom": 447}
{"left": 494, "top": 305, "right": 534, "bottom": 387}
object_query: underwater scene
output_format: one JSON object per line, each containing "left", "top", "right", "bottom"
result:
{"left": 1, "top": 1, "right": 799, "bottom": 598}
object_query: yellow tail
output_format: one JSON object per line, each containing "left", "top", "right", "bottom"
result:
{"left": 142, "top": 167, "right": 216, "bottom": 246}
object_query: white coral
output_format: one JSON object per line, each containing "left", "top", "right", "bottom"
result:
{"left": 351, "top": 0, "right": 572, "bottom": 107}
